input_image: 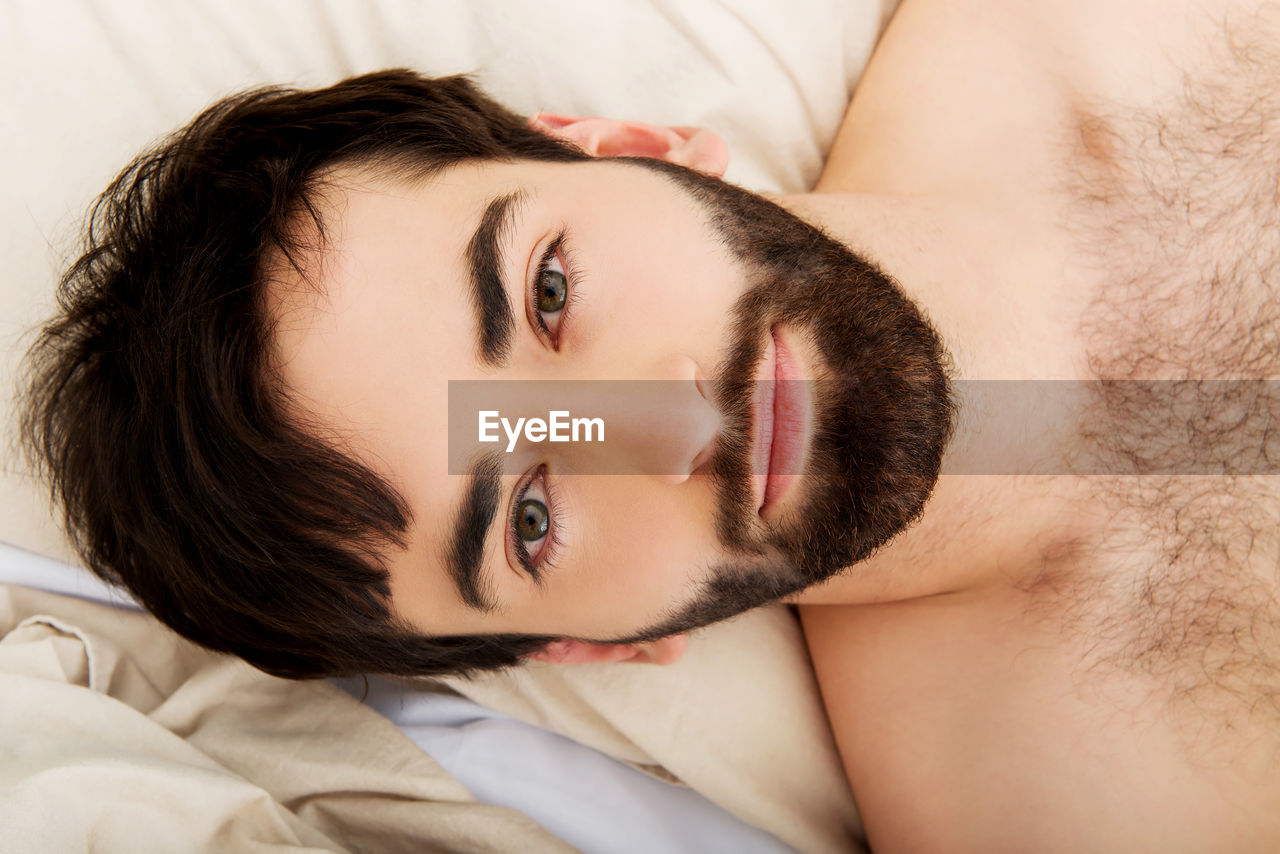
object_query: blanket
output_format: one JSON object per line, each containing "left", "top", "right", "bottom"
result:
{"left": 1, "top": 1, "right": 886, "bottom": 849}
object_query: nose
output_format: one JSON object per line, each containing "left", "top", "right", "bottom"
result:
{"left": 547, "top": 351, "right": 715, "bottom": 482}
{"left": 585, "top": 373, "right": 719, "bottom": 483}
{"left": 451, "top": 358, "right": 720, "bottom": 481}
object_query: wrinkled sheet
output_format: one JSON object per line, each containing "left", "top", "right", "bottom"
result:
{"left": 1, "top": 543, "right": 812, "bottom": 853}
{"left": 0, "top": 580, "right": 574, "bottom": 853}
{"left": 1, "top": 1, "right": 885, "bottom": 850}
{"left": 0, "top": 542, "right": 860, "bottom": 851}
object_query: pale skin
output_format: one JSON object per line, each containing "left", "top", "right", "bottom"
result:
{"left": 270, "top": 0, "right": 1280, "bottom": 849}
{"left": 798, "top": 1, "right": 1280, "bottom": 851}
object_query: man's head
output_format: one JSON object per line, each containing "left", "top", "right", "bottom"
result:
{"left": 21, "top": 70, "right": 952, "bottom": 679}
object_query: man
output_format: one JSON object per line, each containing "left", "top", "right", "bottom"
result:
{"left": 20, "top": 0, "right": 1280, "bottom": 850}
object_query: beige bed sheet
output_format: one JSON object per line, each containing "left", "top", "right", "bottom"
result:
{"left": 0, "top": 579, "right": 861, "bottom": 852}
{"left": 0, "top": 2, "right": 880, "bottom": 848}
{"left": 0, "top": 583, "right": 575, "bottom": 853}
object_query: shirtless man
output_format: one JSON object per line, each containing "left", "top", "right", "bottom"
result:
{"left": 20, "top": 0, "right": 1279, "bottom": 851}
{"left": 798, "top": 1, "right": 1280, "bottom": 849}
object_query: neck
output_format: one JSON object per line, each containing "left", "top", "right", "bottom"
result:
{"left": 773, "top": 190, "right": 1101, "bottom": 604}
{"left": 779, "top": 191, "right": 1056, "bottom": 378}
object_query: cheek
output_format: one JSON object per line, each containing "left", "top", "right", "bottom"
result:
{"left": 538, "top": 476, "right": 722, "bottom": 633}
{"left": 572, "top": 210, "right": 742, "bottom": 366}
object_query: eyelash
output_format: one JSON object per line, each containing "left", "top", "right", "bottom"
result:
{"left": 531, "top": 230, "right": 584, "bottom": 346}
{"left": 510, "top": 466, "right": 566, "bottom": 583}
{"left": 509, "top": 230, "right": 581, "bottom": 581}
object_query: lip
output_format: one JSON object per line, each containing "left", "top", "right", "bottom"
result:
{"left": 750, "top": 326, "right": 812, "bottom": 518}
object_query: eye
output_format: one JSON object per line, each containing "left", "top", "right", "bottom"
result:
{"left": 530, "top": 233, "right": 575, "bottom": 342}
{"left": 510, "top": 466, "right": 563, "bottom": 581}
{"left": 515, "top": 498, "right": 549, "bottom": 542}
{"left": 537, "top": 257, "right": 567, "bottom": 314}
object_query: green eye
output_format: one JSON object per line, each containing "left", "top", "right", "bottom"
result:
{"left": 515, "top": 498, "right": 550, "bottom": 541}
{"left": 537, "top": 268, "right": 567, "bottom": 313}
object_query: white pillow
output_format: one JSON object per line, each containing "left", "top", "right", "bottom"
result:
{"left": 1, "top": 0, "right": 886, "bottom": 556}
{"left": 0, "top": 8, "right": 885, "bottom": 848}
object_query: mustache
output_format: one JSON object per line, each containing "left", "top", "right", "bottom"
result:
{"left": 600, "top": 154, "right": 954, "bottom": 647}
{"left": 707, "top": 296, "right": 769, "bottom": 554}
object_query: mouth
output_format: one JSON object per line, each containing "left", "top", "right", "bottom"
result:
{"left": 750, "top": 326, "right": 812, "bottom": 518}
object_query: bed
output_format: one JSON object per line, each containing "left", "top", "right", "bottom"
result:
{"left": 0, "top": 2, "right": 889, "bottom": 850}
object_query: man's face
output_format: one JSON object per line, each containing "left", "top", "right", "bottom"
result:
{"left": 269, "top": 158, "right": 951, "bottom": 644}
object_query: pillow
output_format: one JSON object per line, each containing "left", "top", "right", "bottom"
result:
{"left": 2, "top": 0, "right": 884, "bottom": 559}
{"left": 0, "top": 5, "right": 887, "bottom": 849}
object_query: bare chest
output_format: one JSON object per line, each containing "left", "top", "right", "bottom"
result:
{"left": 800, "top": 585, "right": 1280, "bottom": 853}
{"left": 1054, "top": 0, "right": 1280, "bottom": 743}
{"left": 944, "top": 0, "right": 1280, "bottom": 736}
{"left": 803, "top": 4, "right": 1280, "bottom": 848}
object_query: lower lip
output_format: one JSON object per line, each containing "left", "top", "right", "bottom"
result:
{"left": 755, "top": 328, "right": 810, "bottom": 516}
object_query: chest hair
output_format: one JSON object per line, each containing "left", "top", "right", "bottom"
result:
{"left": 1044, "top": 7, "right": 1280, "bottom": 750}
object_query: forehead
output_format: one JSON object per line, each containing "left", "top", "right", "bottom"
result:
{"left": 266, "top": 170, "right": 475, "bottom": 449}
{"left": 264, "top": 163, "right": 514, "bottom": 629}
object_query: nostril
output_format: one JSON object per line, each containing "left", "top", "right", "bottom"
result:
{"left": 689, "top": 442, "right": 714, "bottom": 476}
{"left": 688, "top": 366, "right": 719, "bottom": 476}
{"left": 694, "top": 370, "right": 715, "bottom": 404}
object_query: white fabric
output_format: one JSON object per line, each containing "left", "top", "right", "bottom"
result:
{"left": 332, "top": 678, "right": 797, "bottom": 854}
{"left": 0, "top": 542, "right": 795, "bottom": 853}
{"left": 2, "top": 0, "right": 884, "bottom": 566}
{"left": 1, "top": 3, "right": 886, "bottom": 850}
{"left": 0, "top": 542, "right": 141, "bottom": 610}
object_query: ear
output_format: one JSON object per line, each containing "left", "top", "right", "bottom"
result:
{"left": 529, "top": 112, "right": 729, "bottom": 177}
{"left": 527, "top": 633, "right": 688, "bottom": 666}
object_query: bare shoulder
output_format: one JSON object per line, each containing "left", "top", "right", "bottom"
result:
{"left": 800, "top": 5, "right": 1280, "bottom": 847}
{"left": 815, "top": 0, "right": 1072, "bottom": 196}
{"left": 800, "top": 589, "right": 1280, "bottom": 853}
{"left": 816, "top": 0, "right": 1244, "bottom": 197}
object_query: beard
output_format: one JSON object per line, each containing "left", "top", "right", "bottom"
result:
{"left": 607, "top": 157, "right": 955, "bottom": 645}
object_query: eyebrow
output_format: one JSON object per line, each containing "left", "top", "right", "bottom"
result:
{"left": 444, "top": 450, "right": 505, "bottom": 612}
{"left": 466, "top": 190, "right": 528, "bottom": 368}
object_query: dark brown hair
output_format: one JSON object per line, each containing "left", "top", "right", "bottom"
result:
{"left": 20, "top": 70, "right": 590, "bottom": 679}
